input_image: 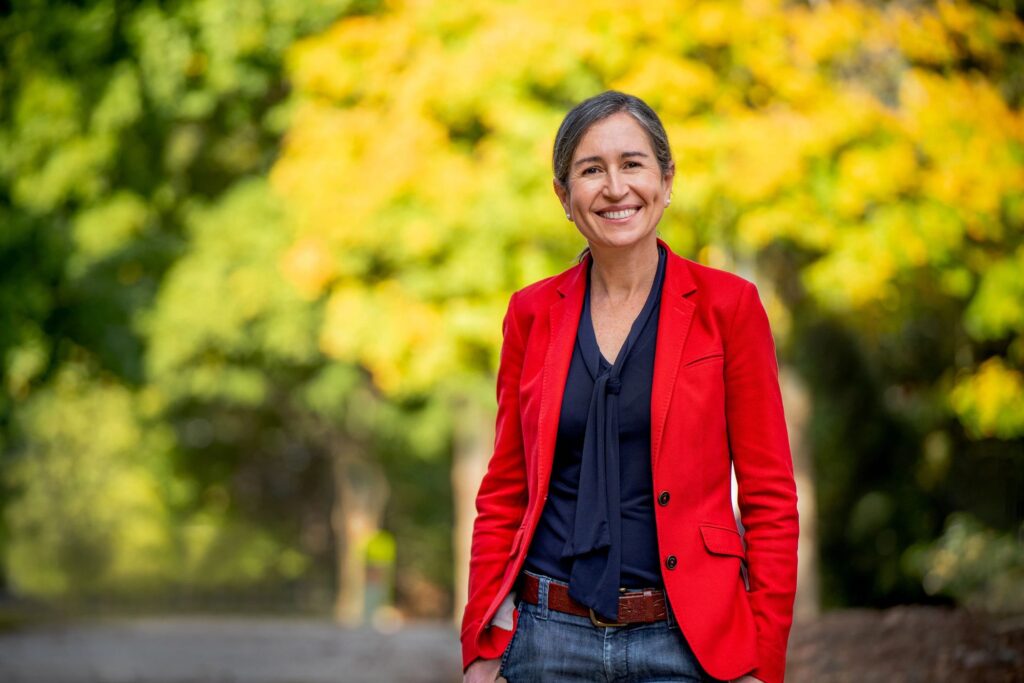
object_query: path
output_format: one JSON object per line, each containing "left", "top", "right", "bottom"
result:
{"left": 1, "top": 606, "right": 1022, "bottom": 682}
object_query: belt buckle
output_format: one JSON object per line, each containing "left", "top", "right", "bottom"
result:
{"left": 588, "top": 607, "right": 627, "bottom": 628}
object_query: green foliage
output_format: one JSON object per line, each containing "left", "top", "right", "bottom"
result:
{"left": 4, "top": 362, "right": 310, "bottom": 599}
{"left": 365, "top": 531, "right": 396, "bottom": 566}
{"left": 908, "top": 512, "right": 1024, "bottom": 614}
{"left": 143, "top": 178, "right": 322, "bottom": 404}
{"left": 0, "top": 0, "right": 372, "bottom": 602}
{"left": 5, "top": 364, "right": 179, "bottom": 596}
{"left": 1, "top": 0, "right": 1021, "bottom": 614}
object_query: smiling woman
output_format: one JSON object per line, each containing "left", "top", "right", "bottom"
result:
{"left": 461, "top": 91, "right": 799, "bottom": 683}
{"left": 552, "top": 93, "right": 675, "bottom": 265}
{"left": 554, "top": 111, "right": 673, "bottom": 265}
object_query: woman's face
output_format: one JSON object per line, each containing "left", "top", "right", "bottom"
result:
{"left": 554, "top": 111, "right": 674, "bottom": 252}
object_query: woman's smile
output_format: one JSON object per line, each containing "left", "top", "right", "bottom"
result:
{"left": 596, "top": 205, "right": 641, "bottom": 221}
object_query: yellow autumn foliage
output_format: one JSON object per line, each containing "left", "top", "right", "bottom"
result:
{"left": 272, "top": 0, "right": 1024, "bottom": 438}
{"left": 950, "top": 358, "right": 1024, "bottom": 440}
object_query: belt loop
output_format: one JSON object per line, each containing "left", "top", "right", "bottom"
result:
{"left": 537, "top": 574, "right": 550, "bottom": 620}
{"left": 664, "top": 592, "right": 677, "bottom": 629}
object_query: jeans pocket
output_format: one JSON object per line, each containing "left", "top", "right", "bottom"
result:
{"left": 497, "top": 601, "right": 525, "bottom": 679}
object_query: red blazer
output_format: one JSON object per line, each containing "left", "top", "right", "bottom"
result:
{"left": 461, "top": 237, "right": 799, "bottom": 683}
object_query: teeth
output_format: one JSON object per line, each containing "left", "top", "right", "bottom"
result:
{"left": 599, "top": 208, "right": 638, "bottom": 219}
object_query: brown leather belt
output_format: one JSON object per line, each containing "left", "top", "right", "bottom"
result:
{"left": 518, "top": 572, "right": 669, "bottom": 627}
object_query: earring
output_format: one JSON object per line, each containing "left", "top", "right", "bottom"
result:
{"left": 566, "top": 213, "right": 572, "bottom": 220}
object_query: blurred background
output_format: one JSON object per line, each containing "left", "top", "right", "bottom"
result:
{"left": 0, "top": 0, "right": 1021, "bottom": 681}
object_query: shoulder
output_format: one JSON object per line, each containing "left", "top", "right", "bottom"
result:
{"left": 678, "top": 254, "right": 756, "bottom": 302}
{"left": 507, "top": 259, "right": 581, "bottom": 307}
{"left": 667, "top": 253, "right": 772, "bottom": 348}
{"left": 665, "top": 251, "right": 762, "bottom": 330}
{"left": 504, "top": 260, "right": 584, "bottom": 335}
{"left": 512, "top": 269, "right": 570, "bottom": 304}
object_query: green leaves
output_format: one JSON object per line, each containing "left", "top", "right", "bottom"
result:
{"left": 0, "top": 0, "right": 358, "bottom": 601}
{"left": 1, "top": 0, "right": 1021, "bottom": 609}
{"left": 6, "top": 364, "right": 179, "bottom": 596}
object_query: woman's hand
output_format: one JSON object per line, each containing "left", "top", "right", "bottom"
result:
{"left": 463, "top": 656, "right": 503, "bottom": 682}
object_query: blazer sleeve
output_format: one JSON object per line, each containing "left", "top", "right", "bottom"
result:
{"left": 725, "top": 281, "right": 800, "bottom": 683}
{"left": 460, "top": 290, "right": 530, "bottom": 671}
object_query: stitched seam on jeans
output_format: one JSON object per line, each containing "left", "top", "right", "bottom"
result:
{"left": 498, "top": 602, "right": 524, "bottom": 675}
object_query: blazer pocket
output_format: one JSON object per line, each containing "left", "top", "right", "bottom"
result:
{"left": 683, "top": 352, "right": 724, "bottom": 368}
{"left": 699, "top": 523, "right": 747, "bottom": 559}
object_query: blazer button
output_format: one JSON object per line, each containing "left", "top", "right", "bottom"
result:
{"left": 665, "top": 555, "right": 678, "bottom": 570}
{"left": 658, "top": 491, "right": 670, "bottom": 506}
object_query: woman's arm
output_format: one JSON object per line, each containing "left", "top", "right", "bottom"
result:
{"left": 460, "top": 291, "right": 530, "bottom": 672}
{"left": 724, "top": 281, "right": 800, "bottom": 683}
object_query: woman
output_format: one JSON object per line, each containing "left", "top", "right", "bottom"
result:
{"left": 461, "top": 91, "right": 799, "bottom": 683}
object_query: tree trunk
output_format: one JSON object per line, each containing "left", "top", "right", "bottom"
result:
{"left": 450, "top": 393, "right": 495, "bottom": 625}
{"left": 331, "top": 433, "right": 389, "bottom": 625}
{"left": 780, "top": 364, "right": 820, "bottom": 621}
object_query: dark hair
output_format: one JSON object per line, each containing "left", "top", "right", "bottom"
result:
{"left": 552, "top": 91, "right": 674, "bottom": 263}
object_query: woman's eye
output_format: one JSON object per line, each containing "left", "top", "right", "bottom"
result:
{"left": 582, "top": 166, "right": 601, "bottom": 175}
{"left": 624, "top": 161, "right": 641, "bottom": 168}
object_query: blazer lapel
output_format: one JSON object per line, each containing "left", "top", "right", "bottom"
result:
{"left": 650, "top": 238, "right": 697, "bottom": 470}
{"left": 533, "top": 237, "right": 698, "bottom": 495}
{"left": 537, "top": 254, "right": 588, "bottom": 494}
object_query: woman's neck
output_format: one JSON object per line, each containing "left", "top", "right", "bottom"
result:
{"left": 587, "top": 237, "right": 660, "bottom": 304}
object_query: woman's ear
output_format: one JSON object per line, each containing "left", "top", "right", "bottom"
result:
{"left": 553, "top": 178, "right": 572, "bottom": 220}
{"left": 663, "top": 162, "right": 676, "bottom": 196}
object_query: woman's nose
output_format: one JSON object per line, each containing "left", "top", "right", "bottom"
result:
{"left": 603, "top": 169, "right": 627, "bottom": 198}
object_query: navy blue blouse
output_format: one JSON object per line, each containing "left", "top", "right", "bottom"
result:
{"left": 523, "top": 243, "right": 667, "bottom": 622}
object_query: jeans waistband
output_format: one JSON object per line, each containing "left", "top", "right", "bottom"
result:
{"left": 517, "top": 569, "right": 677, "bottom": 628}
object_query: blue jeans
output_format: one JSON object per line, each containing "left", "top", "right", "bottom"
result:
{"left": 499, "top": 570, "right": 724, "bottom": 682}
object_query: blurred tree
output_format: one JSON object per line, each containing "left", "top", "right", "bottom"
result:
{"left": 6, "top": 363, "right": 179, "bottom": 597}
{"left": 274, "top": 0, "right": 1024, "bottom": 612}
{"left": 0, "top": 0, "right": 411, "bottom": 612}
{"left": 144, "top": 176, "right": 459, "bottom": 618}
{"left": 2, "top": 0, "right": 1020, "bottom": 618}
{"left": 907, "top": 511, "right": 1024, "bottom": 614}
